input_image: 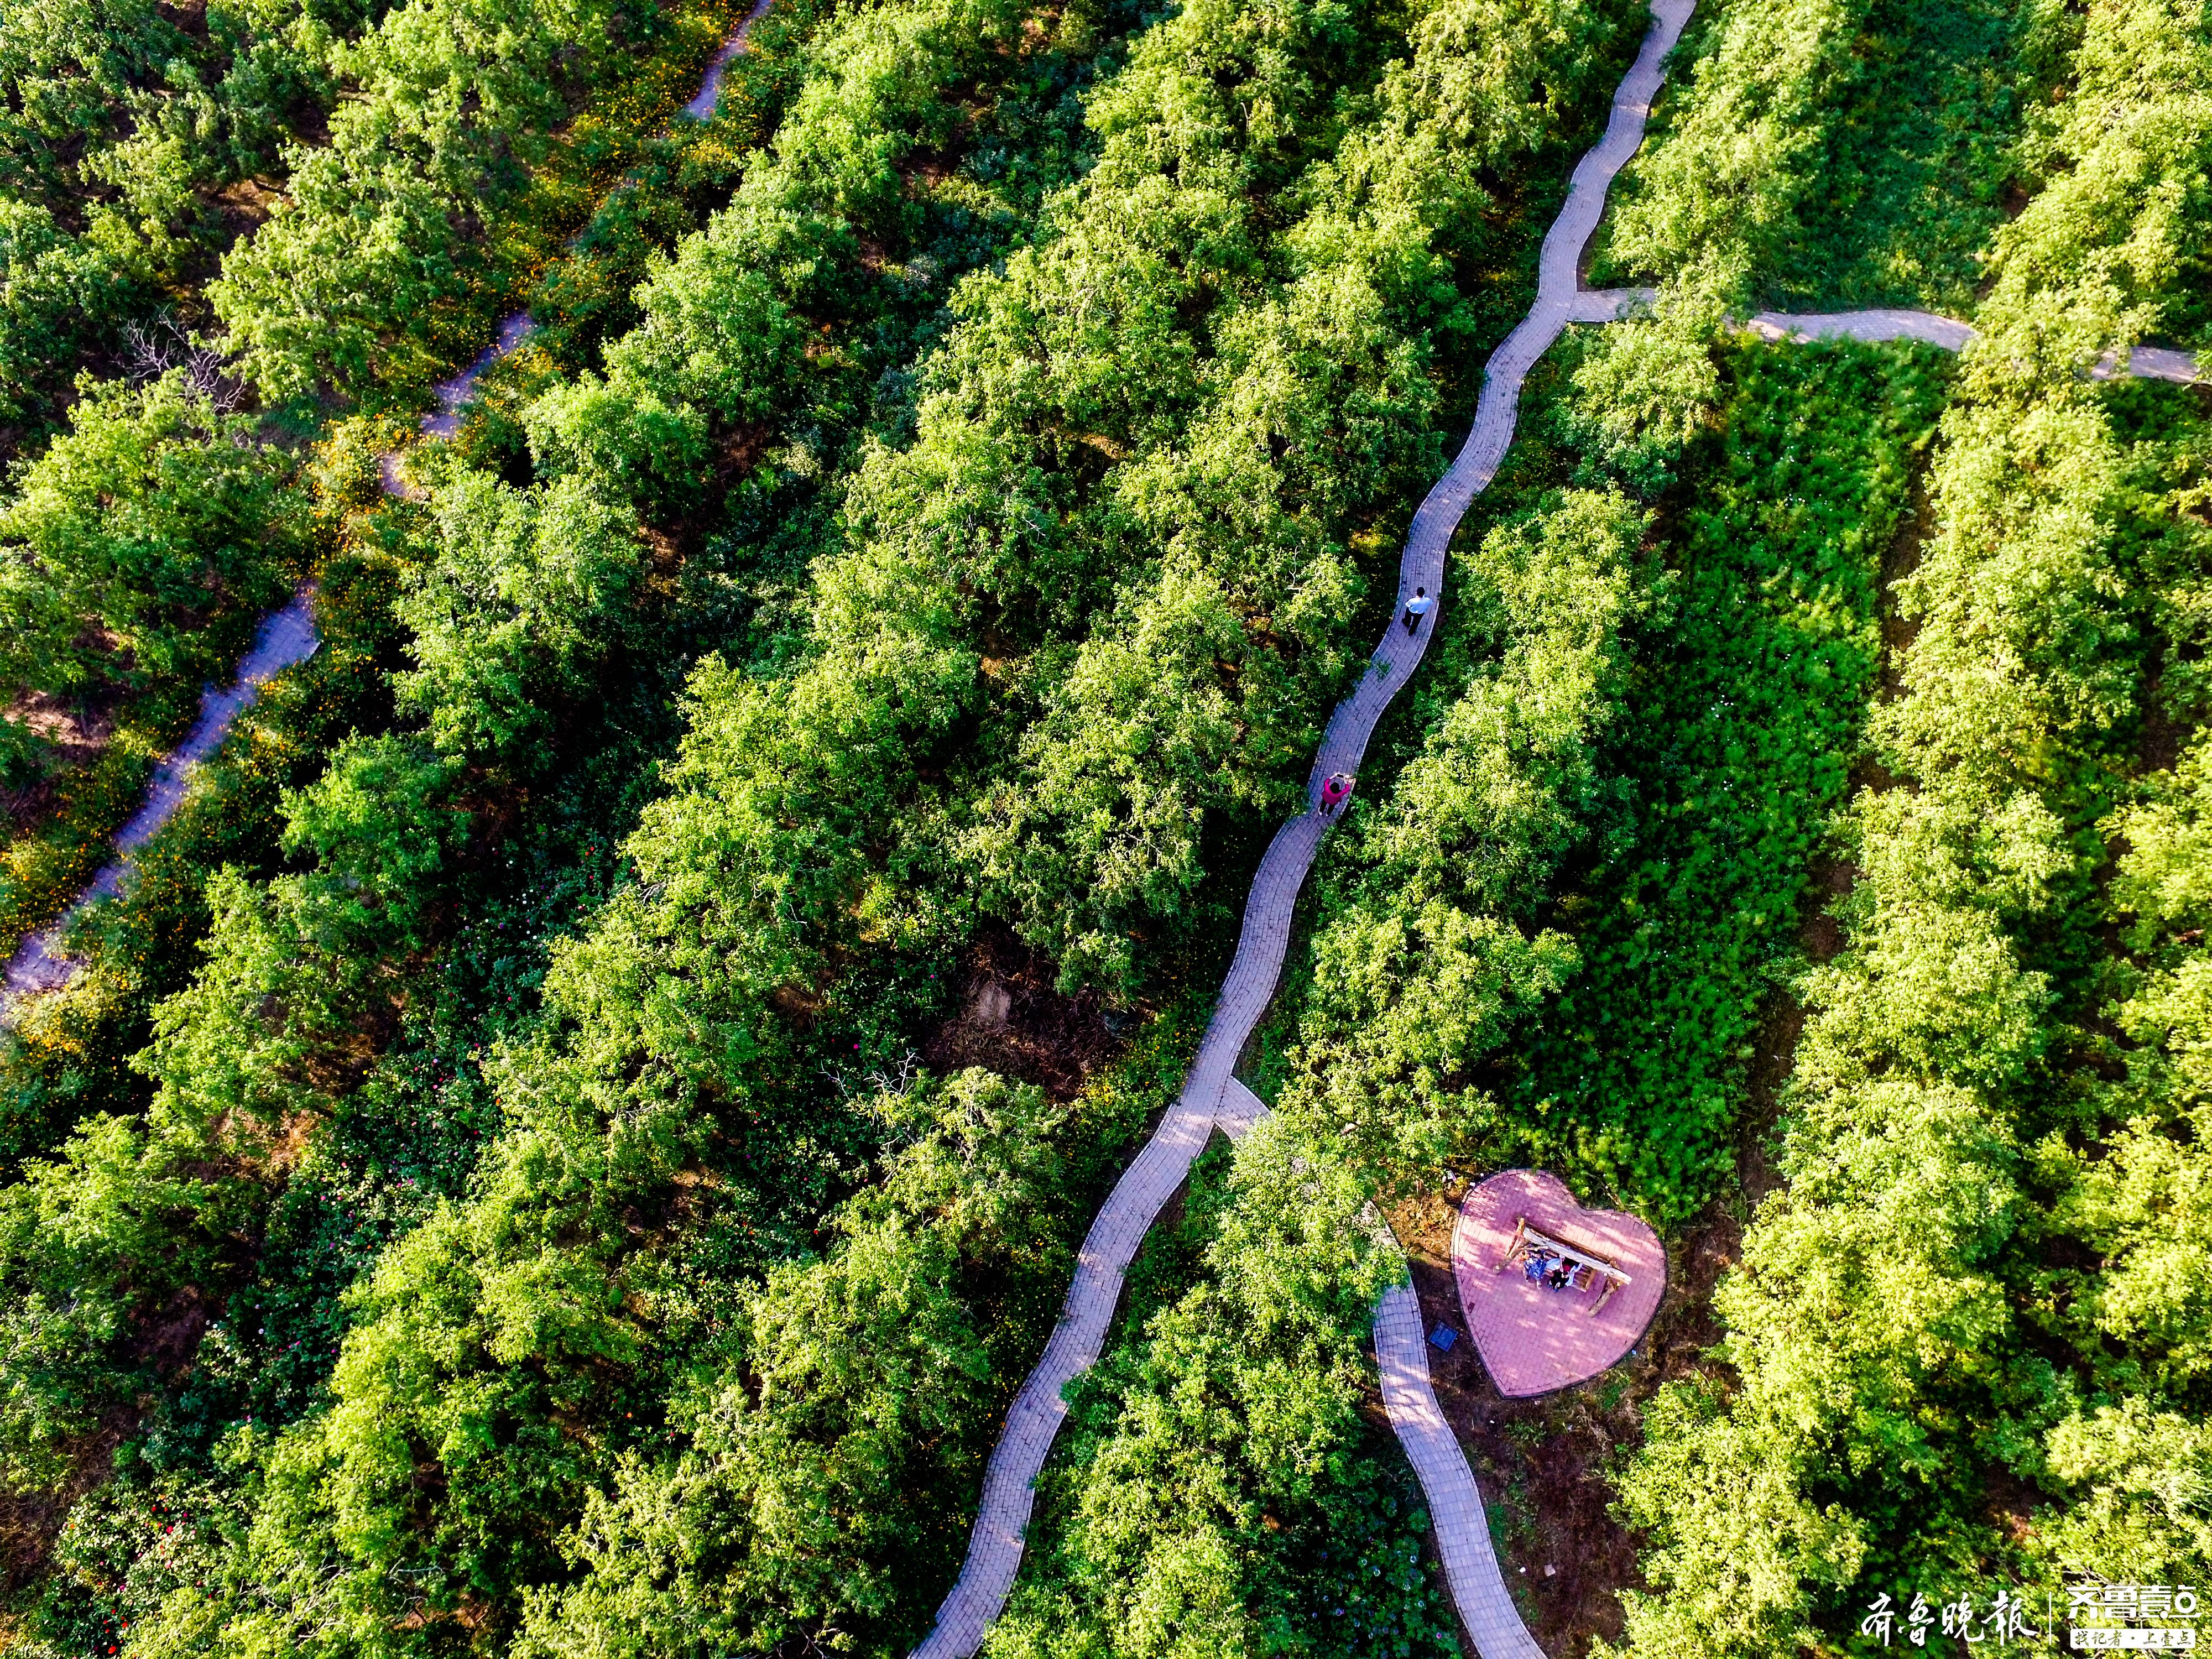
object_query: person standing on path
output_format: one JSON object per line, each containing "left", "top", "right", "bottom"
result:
{"left": 1320, "top": 773, "right": 1354, "bottom": 818}
{"left": 1403, "top": 586, "right": 1434, "bottom": 633}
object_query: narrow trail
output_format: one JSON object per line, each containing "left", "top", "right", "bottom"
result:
{"left": 907, "top": 2, "right": 1696, "bottom": 1653}
{"left": 1578, "top": 289, "right": 2203, "bottom": 380}
{"left": 920, "top": 75, "right": 2209, "bottom": 1659}
{"left": 4, "top": 592, "right": 320, "bottom": 999}
{"left": 2, "top": 2, "right": 773, "bottom": 1006}
{"left": 4, "top": 0, "right": 2199, "bottom": 1624}
{"left": 384, "top": 0, "right": 776, "bottom": 487}
{"left": 1747, "top": 307, "right": 2200, "bottom": 381}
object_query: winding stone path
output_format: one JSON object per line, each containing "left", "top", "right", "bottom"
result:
{"left": 894, "top": 5, "right": 2210, "bottom": 1652}
{"left": 8, "top": 0, "right": 2198, "bottom": 1623}
{"left": 907, "top": 2, "right": 1695, "bottom": 1653}
{"left": 1375, "top": 1277, "right": 1550, "bottom": 1659}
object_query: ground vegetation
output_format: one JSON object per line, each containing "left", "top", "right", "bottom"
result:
{"left": 0, "top": 0, "right": 1666, "bottom": 1647}
{"left": 1584, "top": 0, "right": 2212, "bottom": 1647}
{"left": 2, "top": 0, "right": 2205, "bottom": 1648}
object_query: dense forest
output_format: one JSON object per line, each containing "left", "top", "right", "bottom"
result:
{"left": 0, "top": 0, "right": 2205, "bottom": 1649}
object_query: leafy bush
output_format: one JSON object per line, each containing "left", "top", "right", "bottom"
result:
{"left": 0, "top": 0, "right": 358, "bottom": 437}
{"left": 1609, "top": 0, "right": 2212, "bottom": 1645}
{"left": 0, "top": 373, "right": 306, "bottom": 701}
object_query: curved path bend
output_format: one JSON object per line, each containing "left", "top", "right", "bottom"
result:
{"left": 908, "top": 2, "right": 1695, "bottom": 1653}
{"left": 902, "top": 16, "right": 2206, "bottom": 1659}
{"left": 7, "top": 0, "right": 2196, "bottom": 1623}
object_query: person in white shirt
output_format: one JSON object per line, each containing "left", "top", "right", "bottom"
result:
{"left": 1402, "top": 586, "right": 1434, "bottom": 633}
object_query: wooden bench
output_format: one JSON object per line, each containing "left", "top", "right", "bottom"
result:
{"left": 1495, "top": 1215, "right": 1631, "bottom": 1315}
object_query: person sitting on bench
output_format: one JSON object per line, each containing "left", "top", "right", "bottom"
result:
{"left": 1495, "top": 1215, "right": 1632, "bottom": 1314}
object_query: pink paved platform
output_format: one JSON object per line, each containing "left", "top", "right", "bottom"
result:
{"left": 1453, "top": 1169, "right": 1665, "bottom": 1399}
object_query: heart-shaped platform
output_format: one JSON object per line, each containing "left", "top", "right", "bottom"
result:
{"left": 1453, "top": 1169, "right": 1664, "bottom": 1399}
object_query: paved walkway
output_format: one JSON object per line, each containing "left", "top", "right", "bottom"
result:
{"left": 1376, "top": 1279, "right": 1550, "bottom": 1659}
{"left": 907, "top": 2, "right": 1695, "bottom": 1653}
{"left": 7, "top": 0, "right": 2203, "bottom": 1631}
{"left": 1580, "top": 290, "right": 2203, "bottom": 381}
{"left": 1749, "top": 307, "right": 2201, "bottom": 382}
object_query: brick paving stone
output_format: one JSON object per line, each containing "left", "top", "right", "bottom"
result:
{"left": 1453, "top": 1170, "right": 1665, "bottom": 1399}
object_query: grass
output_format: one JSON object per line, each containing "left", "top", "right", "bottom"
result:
{"left": 1759, "top": 0, "right": 2030, "bottom": 313}
{"left": 1504, "top": 337, "right": 1949, "bottom": 1220}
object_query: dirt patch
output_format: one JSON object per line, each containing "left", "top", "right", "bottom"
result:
{"left": 6, "top": 694, "right": 116, "bottom": 760}
{"left": 899, "top": 155, "right": 955, "bottom": 192}
{"left": 211, "top": 174, "right": 280, "bottom": 247}
{"left": 922, "top": 924, "right": 1126, "bottom": 1101}
{"left": 2, "top": 687, "right": 122, "bottom": 834}
{"left": 1876, "top": 465, "right": 1933, "bottom": 702}
{"left": 0, "top": 1405, "right": 135, "bottom": 1590}
{"left": 1385, "top": 1187, "right": 1741, "bottom": 1659}
{"left": 713, "top": 418, "right": 776, "bottom": 492}
{"left": 2135, "top": 642, "right": 2189, "bottom": 776}
{"left": 127, "top": 1284, "right": 215, "bottom": 1377}
{"left": 1734, "top": 847, "right": 1857, "bottom": 1209}
{"left": 1799, "top": 850, "right": 1856, "bottom": 967}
